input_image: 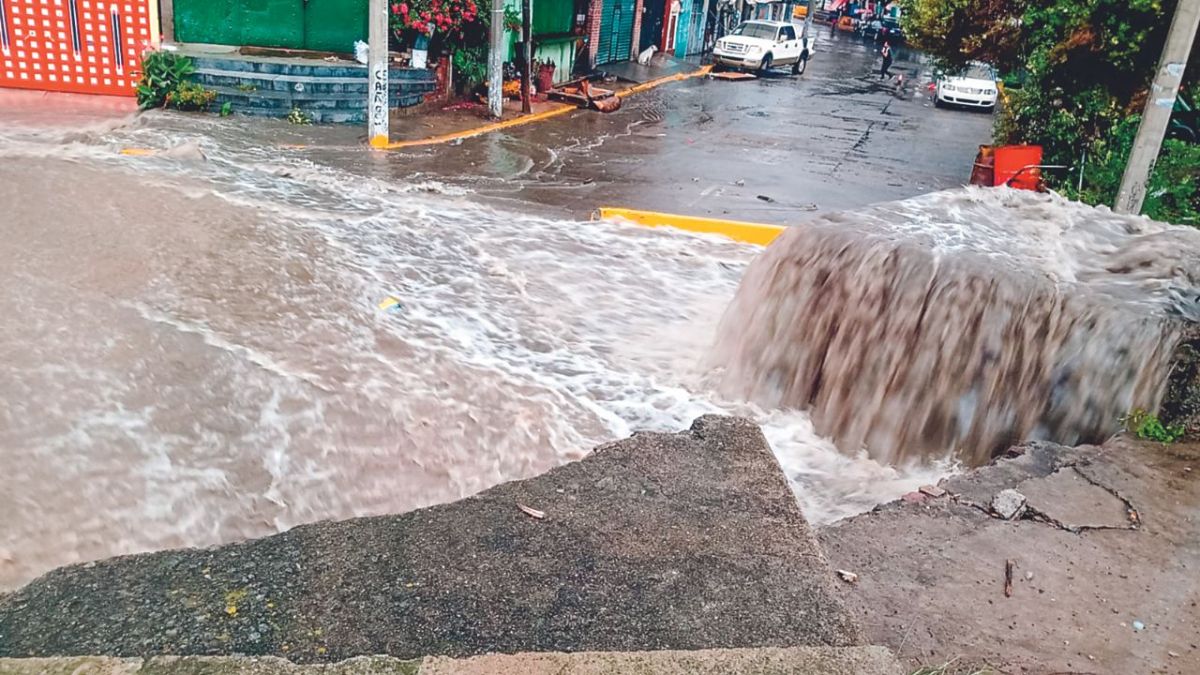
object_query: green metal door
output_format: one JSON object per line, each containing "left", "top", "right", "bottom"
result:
{"left": 596, "top": 0, "right": 635, "bottom": 64}
{"left": 175, "top": 0, "right": 304, "bottom": 49}
{"left": 175, "top": 0, "right": 365, "bottom": 51}
{"left": 304, "top": 0, "right": 368, "bottom": 52}
{"left": 244, "top": 0, "right": 305, "bottom": 48}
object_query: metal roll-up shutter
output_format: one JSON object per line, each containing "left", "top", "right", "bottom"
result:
{"left": 614, "top": 0, "right": 635, "bottom": 61}
{"left": 597, "top": 0, "right": 636, "bottom": 64}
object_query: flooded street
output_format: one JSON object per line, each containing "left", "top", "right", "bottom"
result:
{"left": 0, "top": 33, "right": 977, "bottom": 590}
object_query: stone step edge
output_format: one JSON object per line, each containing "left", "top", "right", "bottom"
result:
{"left": 0, "top": 646, "right": 902, "bottom": 674}
{"left": 188, "top": 58, "right": 437, "bottom": 80}
{"left": 204, "top": 85, "right": 431, "bottom": 104}
{"left": 193, "top": 67, "right": 435, "bottom": 85}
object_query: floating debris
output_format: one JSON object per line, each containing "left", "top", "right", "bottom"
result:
{"left": 377, "top": 296, "right": 403, "bottom": 312}
{"left": 517, "top": 503, "right": 545, "bottom": 520}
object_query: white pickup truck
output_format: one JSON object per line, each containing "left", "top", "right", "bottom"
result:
{"left": 713, "top": 20, "right": 816, "bottom": 75}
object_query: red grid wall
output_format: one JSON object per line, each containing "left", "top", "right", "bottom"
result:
{"left": 0, "top": 0, "right": 157, "bottom": 96}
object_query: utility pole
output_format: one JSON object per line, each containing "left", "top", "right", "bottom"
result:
{"left": 1114, "top": 0, "right": 1200, "bottom": 214}
{"left": 367, "top": 0, "right": 390, "bottom": 148}
{"left": 488, "top": 0, "right": 505, "bottom": 118}
{"left": 521, "top": 0, "right": 533, "bottom": 114}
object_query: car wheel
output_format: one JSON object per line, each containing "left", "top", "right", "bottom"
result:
{"left": 758, "top": 54, "right": 773, "bottom": 74}
{"left": 934, "top": 96, "right": 945, "bottom": 108}
{"left": 793, "top": 53, "right": 808, "bottom": 75}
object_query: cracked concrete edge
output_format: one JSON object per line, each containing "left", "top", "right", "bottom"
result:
{"left": 0, "top": 647, "right": 903, "bottom": 675}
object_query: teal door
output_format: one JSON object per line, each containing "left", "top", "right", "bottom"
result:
{"left": 596, "top": 0, "right": 636, "bottom": 64}
{"left": 176, "top": 0, "right": 366, "bottom": 52}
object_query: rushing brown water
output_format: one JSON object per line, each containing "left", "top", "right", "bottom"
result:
{"left": 715, "top": 188, "right": 1200, "bottom": 465}
{"left": 0, "top": 106, "right": 954, "bottom": 590}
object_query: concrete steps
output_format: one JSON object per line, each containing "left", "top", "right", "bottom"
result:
{"left": 184, "top": 54, "right": 437, "bottom": 124}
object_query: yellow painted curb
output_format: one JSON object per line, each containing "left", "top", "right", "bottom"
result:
{"left": 616, "top": 64, "right": 714, "bottom": 98}
{"left": 384, "top": 104, "right": 576, "bottom": 150}
{"left": 595, "top": 207, "right": 785, "bottom": 246}
{"left": 383, "top": 65, "right": 713, "bottom": 150}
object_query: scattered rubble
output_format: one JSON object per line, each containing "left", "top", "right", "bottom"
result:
{"left": 990, "top": 489, "right": 1027, "bottom": 519}
{"left": 918, "top": 485, "right": 946, "bottom": 498}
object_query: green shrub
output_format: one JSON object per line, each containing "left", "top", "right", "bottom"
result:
{"left": 287, "top": 107, "right": 313, "bottom": 125}
{"left": 1121, "top": 408, "right": 1186, "bottom": 443}
{"left": 136, "top": 51, "right": 196, "bottom": 110}
{"left": 1063, "top": 117, "right": 1200, "bottom": 226}
{"left": 165, "top": 80, "right": 217, "bottom": 111}
{"left": 452, "top": 46, "right": 488, "bottom": 91}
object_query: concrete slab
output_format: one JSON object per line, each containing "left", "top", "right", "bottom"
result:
{"left": 0, "top": 417, "right": 864, "bottom": 662}
{"left": 0, "top": 647, "right": 902, "bottom": 675}
{"left": 1018, "top": 467, "right": 1133, "bottom": 530}
{"left": 422, "top": 646, "right": 901, "bottom": 674}
{"left": 602, "top": 56, "right": 698, "bottom": 84}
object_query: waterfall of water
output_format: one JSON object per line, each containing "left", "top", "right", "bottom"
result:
{"left": 714, "top": 188, "right": 1200, "bottom": 466}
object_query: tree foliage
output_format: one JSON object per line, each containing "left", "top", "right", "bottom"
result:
{"left": 902, "top": 0, "right": 1200, "bottom": 224}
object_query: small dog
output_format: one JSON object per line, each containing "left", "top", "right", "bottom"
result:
{"left": 637, "top": 45, "right": 658, "bottom": 65}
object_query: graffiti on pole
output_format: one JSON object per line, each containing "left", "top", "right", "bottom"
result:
{"left": 369, "top": 61, "right": 389, "bottom": 139}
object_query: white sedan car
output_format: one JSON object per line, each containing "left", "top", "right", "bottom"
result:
{"left": 935, "top": 62, "right": 999, "bottom": 111}
{"left": 713, "top": 20, "right": 816, "bottom": 74}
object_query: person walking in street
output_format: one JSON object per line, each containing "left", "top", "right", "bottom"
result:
{"left": 879, "top": 40, "right": 894, "bottom": 79}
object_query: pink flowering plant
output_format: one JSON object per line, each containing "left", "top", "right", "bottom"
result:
{"left": 391, "top": 0, "right": 482, "bottom": 43}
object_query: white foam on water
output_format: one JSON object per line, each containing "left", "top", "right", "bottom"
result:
{"left": 0, "top": 113, "right": 956, "bottom": 590}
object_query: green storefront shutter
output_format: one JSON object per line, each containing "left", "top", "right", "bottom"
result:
{"left": 614, "top": 0, "right": 634, "bottom": 61}
{"left": 596, "top": 0, "right": 634, "bottom": 64}
{"left": 305, "top": 0, "right": 369, "bottom": 52}
{"left": 597, "top": 0, "right": 616, "bottom": 64}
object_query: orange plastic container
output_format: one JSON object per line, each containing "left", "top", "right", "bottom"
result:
{"left": 993, "top": 145, "right": 1043, "bottom": 191}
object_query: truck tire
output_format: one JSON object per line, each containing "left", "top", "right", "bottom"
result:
{"left": 759, "top": 54, "right": 773, "bottom": 74}
{"left": 793, "top": 52, "right": 808, "bottom": 75}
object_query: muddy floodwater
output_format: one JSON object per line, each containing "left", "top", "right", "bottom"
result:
{"left": 0, "top": 109, "right": 950, "bottom": 590}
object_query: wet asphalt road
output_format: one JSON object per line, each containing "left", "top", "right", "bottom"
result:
{"left": 373, "top": 28, "right": 996, "bottom": 224}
